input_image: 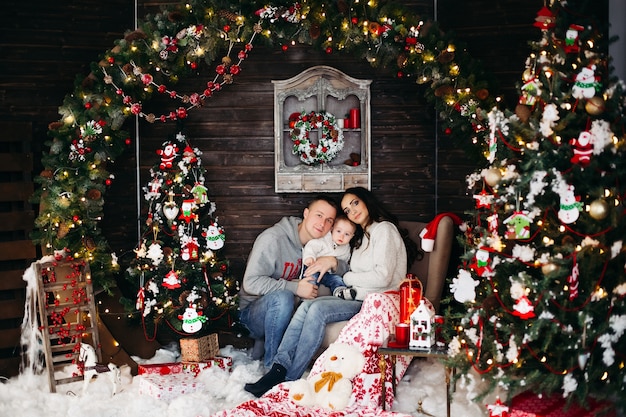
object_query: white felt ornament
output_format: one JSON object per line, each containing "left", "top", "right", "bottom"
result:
{"left": 450, "top": 269, "right": 479, "bottom": 303}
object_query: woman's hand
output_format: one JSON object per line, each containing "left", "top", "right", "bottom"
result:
{"left": 296, "top": 279, "right": 318, "bottom": 299}
{"left": 303, "top": 256, "right": 338, "bottom": 282}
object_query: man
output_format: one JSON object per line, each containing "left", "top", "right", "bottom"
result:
{"left": 238, "top": 195, "right": 348, "bottom": 369}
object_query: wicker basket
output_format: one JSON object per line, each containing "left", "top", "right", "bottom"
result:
{"left": 180, "top": 333, "right": 220, "bottom": 362}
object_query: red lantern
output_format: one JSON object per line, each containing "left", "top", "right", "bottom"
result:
{"left": 399, "top": 274, "right": 422, "bottom": 324}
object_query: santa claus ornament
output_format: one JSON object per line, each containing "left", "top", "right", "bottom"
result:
{"left": 570, "top": 130, "right": 593, "bottom": 166}
{"left": 157, "top": 141, "right": 179, "bottom": 169}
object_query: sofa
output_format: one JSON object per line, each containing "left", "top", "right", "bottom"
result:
{"left": 319, "top": 216, "right": 456, "bottom": 349}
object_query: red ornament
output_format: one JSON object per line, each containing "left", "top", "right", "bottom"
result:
{"left": 190, "top": 61, "right": 198, "bottom": 70}
{"left": 105, "top": 178, "right": 112, "bottom": 186}
{"left": 223, "top": 25, "right": 230, "bottom": 32}
{"left": 216, "top": 65, "right": 226, "bottom": 75}
{"left": 72, "top": 215, "right": 80, "bottom": 222}
{"left": 84, "top": 102, "right": 92, "bottom": 110}
{"left": 230, "top": 65, "right": 240, "bottom": 75}
{"left": 351, "top": 17, "right": 358, "bottom": 25}
{"left": 325, "top": 47, "right": 333, "bottom": 54}
{"left": 125, "top": 137, "right": 132, "bottom": 146}
{"left": 444, "top": 127, "right": 452, "bottom": 135}
{"left": 397, "top": 71, "right": 404, "bottom": 78}
{"left": 107, "top": 56, "right": 115, "bottom": 64}
{"left": 281, "top": 44, "right": 288, "bottom": 52}
{"left": 533, "top": 6, "right": 556, "bottom": 31}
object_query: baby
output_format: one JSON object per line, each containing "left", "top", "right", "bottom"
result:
{"left": 302, "top": 215, "right": 357, "bottom": 300}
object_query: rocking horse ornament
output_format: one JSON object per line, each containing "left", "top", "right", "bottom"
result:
{"left": 79, "top": 343, "right": 121, "bottom": 396}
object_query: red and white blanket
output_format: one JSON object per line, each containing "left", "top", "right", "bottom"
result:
{"left": 212, "top": 292, "right": 417, "bottom": 417}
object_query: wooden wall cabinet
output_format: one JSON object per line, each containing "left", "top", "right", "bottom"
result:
{"left": 273, "top": 66, "right": 371, "bottom": 193}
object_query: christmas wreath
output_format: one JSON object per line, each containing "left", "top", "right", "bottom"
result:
{"left": 290, "top": 111, "right": 344, "bottom": 165}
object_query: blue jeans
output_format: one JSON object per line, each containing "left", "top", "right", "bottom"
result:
{"left": 238, "top": 290, "right": 295, "bottom": 368}
{"left": 272, "top": 296, "right": 362, "bottom": 380}
{"left": 308, "top": 269, "right": 346, "bottom": 295}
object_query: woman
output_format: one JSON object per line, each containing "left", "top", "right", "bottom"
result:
{"left": 244, "top": 187, "right": 417, "bottom": 397}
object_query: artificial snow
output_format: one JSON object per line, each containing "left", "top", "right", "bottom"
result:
{"left": 0, "top": 344, "right": 493, "bottom": 417}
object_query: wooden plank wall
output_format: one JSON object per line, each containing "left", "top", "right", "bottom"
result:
{"left": 0, "top": 0, "right": 554, "bottom": 375}
{"left": 0, "top": 122, "right": 37, "bottom": 377}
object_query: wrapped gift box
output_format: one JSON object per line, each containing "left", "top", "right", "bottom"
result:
{"left": 180, "top": 333, "right": 219, "bottom": 362}
{"left": 509, "top": 391, "right": 616, "bottom": 417}
{"left": 137, "top": 362, "right": 183, "bottom": 376}
{"left": 182, "top": 356, "right": 233, "bottom": 376}
{"left": 138, "top": 374, "right": 205, "bottom": 401}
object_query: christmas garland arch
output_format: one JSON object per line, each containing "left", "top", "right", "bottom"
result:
{"left": 31, "top": 0, "right": 497, "bottom": 290}
{"left": 290, "top": 111, "right": 344, "bottom": 165}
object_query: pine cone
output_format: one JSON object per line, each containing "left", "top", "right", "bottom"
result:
{"left": 218, "top": 10, "right": 240, "bottom": 22}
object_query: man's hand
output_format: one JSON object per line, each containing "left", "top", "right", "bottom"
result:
{"left": 302, "top": 256, "right": 338, "bottom": 282}
{"left": 296, "top": 279, "right": 318, "bottom": 299}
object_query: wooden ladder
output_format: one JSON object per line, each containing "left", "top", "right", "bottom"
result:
{"left": 34, "top": 259, "right": 101, "bottom": 392}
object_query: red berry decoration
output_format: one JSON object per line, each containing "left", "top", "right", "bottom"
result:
{"left": 190, "top": 61, "right": 198, "bottom": 70}
{"left": 325, "top": 47, "right": 333, "bottom": 54}
{"left": 223, "top": 25, "right": 230, "bottom": 32}
{"left": 84, "top": 102, "right": 92, "bottom": 109}
{"left": 158, "top": 85, "right": 167, "bottom": 93}
{"left": 397, "top": 71, "right": 404, "bottom": 78}
{"left": 282, "top": 45, "right": 288, "bottom": 52}
{"left": 72, "top": 215, "right": 80, "bottom": 222}
{"left": 125, "top": 137, "right": 132, "bottom": 145}
{"left": 444, "top": 127, "right": 452, "bottom": 135}
{"left": 107, "top": 56, "right": 115, "bottom": 64}
{"left": 105, "top": 178, "right": 112, "bottom": 186}
{"left": 351, "top": 17, "right": 358, "bottom": 25}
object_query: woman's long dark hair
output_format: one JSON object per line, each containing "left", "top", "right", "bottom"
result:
{"left": 343, "top": 187, "right": 421, "bottom": 267}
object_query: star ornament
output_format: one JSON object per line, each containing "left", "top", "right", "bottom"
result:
{"left": 473, "top": 190, "right": 494, "bottom": 209}
{"left": 487, "top": 398, "right": 509, "bottom": 417}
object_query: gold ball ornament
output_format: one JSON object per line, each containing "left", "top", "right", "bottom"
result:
{"left": 585, "top": 96, "right": 605, "bottom": 115}
{"left": 522, "top": 68, "right": 534, "bottom": 82}
{"left": 589, "top": 198, "right": 609, "bottom": 220}
{"left": 484, "top": 168, "right": 502, "bottom": 187}
{"left": 541, "top": 262, "right": 558, "bottom": 275}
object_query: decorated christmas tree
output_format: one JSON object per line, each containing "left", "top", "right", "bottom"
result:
{"left": 446, "top": 1, "right": 625, "bottom": 412}
{"left": 126, "top": 131, "right": 239, "bottom": 338}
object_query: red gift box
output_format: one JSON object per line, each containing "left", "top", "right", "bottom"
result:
{"left": 137, "top": 362, "right": 183, "bottom": 376}
{"left": 509, "top": 391, "right": 616, "bottom": 417}
{"left": 138, "top": 374, "right": 205, "bottom": 401}
{"left": 182, "top": 356, "right": 233, "bottom": 376}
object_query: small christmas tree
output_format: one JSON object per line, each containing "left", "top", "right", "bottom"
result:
{"left": 126, "top": 131, "right": 239, "bottom": 338}
{"left": 447, "top": 1, "right": 625, "bottom": 412}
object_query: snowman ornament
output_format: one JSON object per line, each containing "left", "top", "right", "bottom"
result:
{"left": 558, "top": 185, "right": 582, "bottom": 224}
{"left": 204, "top": 223, "right": 226, "bottom": 250}
{"left": 572, "top": 65, "right": 600, "bottom": 99}
{"left": 179, "top": 305, "right": 207, "bottom": 333}
{"left": 450, "top": 269, "right": 480, "bottom": 303}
